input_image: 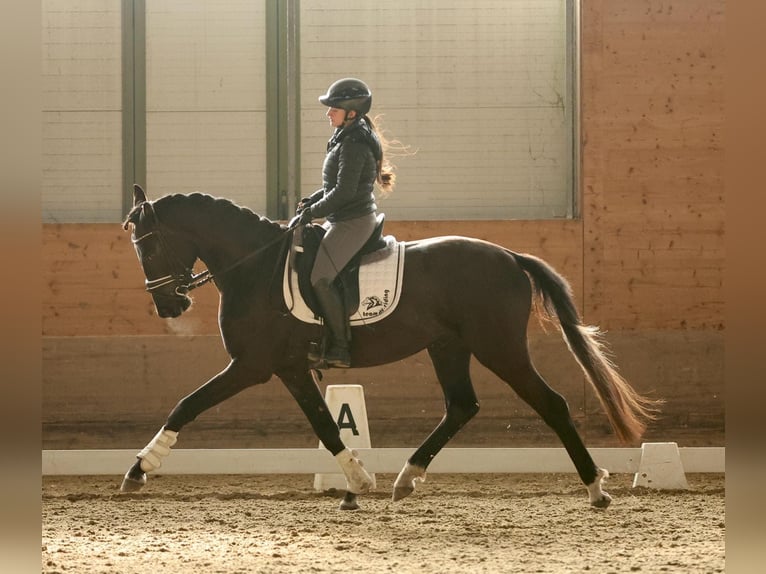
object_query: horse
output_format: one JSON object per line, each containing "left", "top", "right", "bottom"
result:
{"left": 120, "top": 184, "right": 658, "bottom": 509}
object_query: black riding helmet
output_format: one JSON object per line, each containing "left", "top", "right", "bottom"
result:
{"left": 319, "top": 78, "right": 372, "bottom": 116}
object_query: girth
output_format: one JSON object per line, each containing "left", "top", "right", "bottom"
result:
{"left": 293, "top": 214, "right": 387, "bottom": 318}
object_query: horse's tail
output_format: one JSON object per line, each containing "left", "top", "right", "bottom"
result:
{"left": 511, "top": 251, "right": 661, "bottom": 444}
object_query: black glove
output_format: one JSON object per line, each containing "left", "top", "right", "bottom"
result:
{"left": 298, "top": 206, "right": 313, "bottom": 225}
{"left": 296, "top": 196, "right": 315, "bottom": 214}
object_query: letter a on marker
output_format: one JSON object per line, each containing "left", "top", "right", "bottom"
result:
{"left": 337, "top": 403, "right": 359, "bottom": 436}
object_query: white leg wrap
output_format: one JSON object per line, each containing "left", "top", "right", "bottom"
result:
{"left": 335, "top": 448, "right": 375, "bottom": 494}
{"left": 137, "top": 427, "right": 178, "bottom": 473}
{"left": 587, "top": 467, "right": 612, "bottom": 507}
{"left": 394, "top": 462, "right": 427, "bottom": 491}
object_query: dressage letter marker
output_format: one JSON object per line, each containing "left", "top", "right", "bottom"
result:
{"left": 314, "top": 385, "right": 374, "bottom": 491}
{"left": 632, "top": 442, "right": 689, "bottom": 490}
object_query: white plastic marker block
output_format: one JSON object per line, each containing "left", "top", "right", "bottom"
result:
{"left": 314, "top": 384, "right": 374, "bottom": 491}
{"left": 632, "top": 442, "right": 689, "bottom": 490}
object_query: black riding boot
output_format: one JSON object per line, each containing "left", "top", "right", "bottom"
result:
{"left": 311, "top": 279, "right": 351, "bottom": 368}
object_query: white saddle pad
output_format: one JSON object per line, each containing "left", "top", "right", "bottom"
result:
{"left": 283, "top": 236, "right": 405, "bottom": 325}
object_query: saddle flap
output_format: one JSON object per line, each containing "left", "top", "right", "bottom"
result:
{"left": 292, "top": 214, "right": 387, "bottom": 318}
{"left": 283, "top": 232, "right": 405, "bottom": 326}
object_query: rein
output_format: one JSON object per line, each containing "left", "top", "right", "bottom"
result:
{"left": 191, "top": 228, "right": 294, "bottom": 292}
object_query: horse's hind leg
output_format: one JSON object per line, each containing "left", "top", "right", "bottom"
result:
{"left": 393, "top": 338, "right": 479, "bottom": 501}
{"left": 476, "top": 346, "right": 611, "bottom": 507}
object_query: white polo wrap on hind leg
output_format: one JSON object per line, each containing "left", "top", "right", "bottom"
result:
{"left": 394, "top": 461, "right": 427, "bottom": 491}
{"left": 137, "top": 427, "right": 178, "bottom": 473}
{"left": 587, "top": 467, "right": 612, "bottom": 507}
{"left": 335, "top": 448, "right": 376, "bottom": 494}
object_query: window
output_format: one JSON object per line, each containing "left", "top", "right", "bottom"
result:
{"left": 145, "top": 1, "right": 268, "bottom": 214}
{"left": 42, "top": 0, "right": 123, "bottom": 223}
{"left": 300, "top": 0, "right": 577, "bottom": 220}
{"left": 41, "top": 1, "right": 577, "bottom": 223}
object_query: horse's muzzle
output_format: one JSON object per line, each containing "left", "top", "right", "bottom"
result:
{"left": 154, "top": 293, "right": 192, "bottom": 318}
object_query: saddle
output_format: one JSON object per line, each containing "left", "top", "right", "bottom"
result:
{"left": 292, "top": 214, "right": 388, "bottom": 319}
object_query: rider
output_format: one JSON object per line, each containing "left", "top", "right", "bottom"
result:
{"left": 297, "top": 78, "right": 396, "bottom": 368}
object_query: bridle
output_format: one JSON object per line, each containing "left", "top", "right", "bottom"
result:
{"left": 132, "top": 229, "right": 212, "bottom": 296}
{"left": 130, "top": 201, "right": 295, "bottom": 298}
{"left": 130, "top": 205, "right": 213, "bottom": 297}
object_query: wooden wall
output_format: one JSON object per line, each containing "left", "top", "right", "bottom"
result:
{"left": 581, "top": 0, "right": 724, "bottom": 331}
{"left": 42, "top": 220, "right": 583, "bottom": 337}
{"left": 42, "top": 0, "right": 725, "bottom": 450}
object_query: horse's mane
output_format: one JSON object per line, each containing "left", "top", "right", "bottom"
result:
{"left": 153, "top": 193, "right": 284, "bottom": 238}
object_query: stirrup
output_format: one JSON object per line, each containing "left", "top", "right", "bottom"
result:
{"left": 307, "top": 345, "right": 350, "bottom": 369}
{"left": 307, "top": 342, "right": 327, "bottom": 369}
{"left": 307, "top": 342, "right": 323, "bottom": 365}
{"left": 307, "top": 352, "right": 328, "bottom": 370}
{"left": 324, "top": 348, "right": 351, "bottom": 368}
{"left": 306, "top": 341, "right": 351, "bottom": 369}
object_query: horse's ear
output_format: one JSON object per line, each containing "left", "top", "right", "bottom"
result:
{"left": 123, "top": 184, "right": 148, "bottom": 230}
{"left": 133, "top": 184, "right": 147, "bottom": 206}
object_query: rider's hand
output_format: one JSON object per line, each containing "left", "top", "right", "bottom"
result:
{"left": 296, "top": 197, "right": 313, "bottom": 214}
{"left": 298, "top": 207, "right": 313, "bottom": 225}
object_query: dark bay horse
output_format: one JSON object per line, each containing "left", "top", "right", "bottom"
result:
{"left": 121, "top": 185, "right": 658, "bottom": 509}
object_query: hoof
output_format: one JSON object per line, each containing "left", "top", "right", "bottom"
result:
{"left": 339, "top": 492, "right": 359, "bottom": 511}
{"left": 590, "top": 492, "right": 612, "bottom": 509}
{"left": 587, "top": 467, "right": 611, "bottom": 508}
{"left": 120, "top": 471, "right": 146, "bottom": 493}
{"left": 392, "top": 486, "right": 414, "bottom": 502}
{"left": 392, "top": 462, "right": 426, "bottom": 502}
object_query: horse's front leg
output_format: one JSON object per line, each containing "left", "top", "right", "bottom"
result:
{"left": 277, "top": 368, "right": 375, "bottom": 510}
{"left": 120, "top": 359, "right": 268, "bottom": 492}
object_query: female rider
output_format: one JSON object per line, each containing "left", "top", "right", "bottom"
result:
{"left": 297, "top": 78, "right": 396, "bottom": 368}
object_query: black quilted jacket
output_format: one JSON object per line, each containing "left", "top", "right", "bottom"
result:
{"left": 307, "top": 119, "right": 381, "bottom": 222}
